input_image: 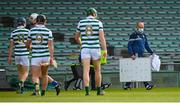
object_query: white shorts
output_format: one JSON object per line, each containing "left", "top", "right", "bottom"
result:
{"left": 15, "top": 56, "right": 29, "bottom": 66}
{"left": 81, "top": 48, "right": 101, "bottom": 60}
{"left": 31, "top": 57, "right": 50, "bottom": 66}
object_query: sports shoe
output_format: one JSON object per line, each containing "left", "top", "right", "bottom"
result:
{"left": 17, "top": 86, "right": 24, "bottom": 94}
{"left": 41, "top": 90, "right": 45, "bottom": 96}
{"left": 64, "top": 81, "right": 69, "bottom": 91}
{"left": 73, "top": 87, "right": 82, "bottom": 90}
{"left": 146, "top": 84, "right": 154, "bottom": 90}
{"left": 102, "top": 83, "right": 112, "bottom": 90}
{"left": 97, "top": 90, "right": 105, "bottom": 96}
{"left": 31, "top": 90, "right": 40, "bottom": 96}
{"left": 55, "top": 85, "right": 61, "bottom": 96}
{"left": 124, "top": 86, "right": 131, "bottom": 90}
{"left": 17, "top": 81, "right": 24, "bottom": 94}
{"left": 85, "top": 93, "right": 90, "bottom": 96}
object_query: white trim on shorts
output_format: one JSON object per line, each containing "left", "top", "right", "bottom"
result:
{"left": 31, "top": 57, "right": 50, "bottom": 66}
{"left": 81, "top": 48, "right": 101, "bottom": 60}
{"left": 15, "top": 56, "right": 29, "bottom": 66}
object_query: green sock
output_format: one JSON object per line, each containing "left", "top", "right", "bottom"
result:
{"left": 85, "top": 86, "right": 90, "bottom": 95}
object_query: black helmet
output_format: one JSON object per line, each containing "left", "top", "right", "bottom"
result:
{"left": 36, "top": 14, "right": 47, "bottom": 24}
{"left": 86, "top": 8, "right": 97, "bottom": 16}
{"left": 17, "top": 17, "right": 26, "bottom": 25}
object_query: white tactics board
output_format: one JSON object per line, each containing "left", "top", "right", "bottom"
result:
{"left": 119, "top": 57, "right": 152, "bottom": 82}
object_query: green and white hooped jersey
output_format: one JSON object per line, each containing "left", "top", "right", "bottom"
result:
{"left": 10, "top": 26, "right": 30, "bottom": 56}
{"left": 76, "top": 16, "right": 103, "bottom": 49}
{"left": 28, "top": 25, "right": 53, "bottom": 58}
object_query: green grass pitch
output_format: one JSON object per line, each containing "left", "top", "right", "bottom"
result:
{"left": 0, "top": 88, "right": 180, "bottom": 102}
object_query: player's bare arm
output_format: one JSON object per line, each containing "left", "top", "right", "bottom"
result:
{"left": 8, "top": 40, "right": 14, "bottom": 64}
{"left": 75, "top": 32, "right": 81, "bottom": 45}
{"left": 48, "top": 40, "right": 54, "bottom": 65}
{"left": 99, "top": 30, "right": 107, "bottom": 58}
{"left": 26, "top": 40, "right": 32, "bottom": 50}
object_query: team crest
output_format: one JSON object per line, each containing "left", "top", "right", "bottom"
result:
{"left": 85, "top": 25, "right": 93, "bottom": 36}
{"left": 36, "top": 34, "right": 43, "bottom": 44}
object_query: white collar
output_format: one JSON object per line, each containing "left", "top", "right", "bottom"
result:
{"left": 17, "top": 26, "right": 24, "bottom": 29}
{"left": 87, "top": 16, "right": 95, "bottom": 19}
{"left": 35, "top": 24, "right": 45, "bottom": 28}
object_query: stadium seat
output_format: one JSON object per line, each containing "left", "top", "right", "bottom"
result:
{"left": 41, "top": 2, "right": 51, "bottom": 5}
{"left": 84, "top": 2, "right": 93, "bottom": 5}
{"left": 153, "top": 17, "right": 163, "bottom": 20}
{"left": 63, "top": 12, "right": 73, "bottom": 15}
{"left": 151, "top": 6, "right": 161, "bottom": 9}
{"left": 175, "top": 48, "right": 180, "bottom": 52}
{"left": 143, "top": 17, "right": 153, "bottom": 20}
{"left": 160, "top": 33, "right": 171, "bottom": 36}
{"left": 147, "top": 11, "right": 156, "bottom": 14}
{"left": 171, "top": 32, "right": 179, "bottom": 36}
{"left": 116, "top": 1, "right": 124, "bottom": 5}
{"left": 165, "top": 48, "right": 176, "bottom": 52}
{"left": 131, "top": 6, "right": 140, "bottom": 9}
{"left": 167, "top": 37, "right": 177, "bottom": 40}
{"left": 145, "top": 1, "right": 154, "bottom": 4}
{"left": 0, "top": 0, "right": 179, "bottom": 79}
{"left": 167, "top": 11, "right": 177, "bottom": 14}
{"left": 156, "top": 37, "right": 166, "bottom": 41}
{"left": 152, "top": 41, "right": 162, "bottom": 45}
{"left": 25, "top": 7, "right": 34, "bottom": 10}
{"left": 56, "top": 7, "right": 66, "bottom": 10}
{"left": 0, "top": 2, "right": 7, "bottom": 4}
{"left": 126, "top": 11, "right": 136, "bottom": 15}
{"left": 136, "top": 2, "right": 144, "bottom": 4}
{"left": 169, "top": 44, "right": 179, "bottom": 48}
{"left": 109, "top": 6, "right": 119, "bottom": 10}
{"left": 30, "top": 2, "right": 40, "bottom": 5}
{"left": 162, "top": 42, "right": 172, "bottom": 45}
{"left": 36, "top": 7, "right": 45, "bottom": 10}
{"left": 158, "top": 44, "right": 168, "bottom": 48}
{"left": 109, "top": 42, "right": 119, "bottom": 45}
{"left": 104, "top": 2, "right": 114, "bottom": 5}
{"left": 114, "top": 45, "right": 124, "bottom": 48}
{"left": 73, "top": 2, "right": 82, "bottom": 5}
{"left": 0, "top": 12, "right": 7, "bottom": 15}
{"left": 14, "top": 7, "right": 23, "bottom": 10}
{"left": 165, "top": 1, "right": 175, "bottom": 4}
{"left": 94, "top": 1, "right": 104, "bottom": 5}
{"left": 9, "top": 2, "right": 18, "bottom": 4}
{"left": 120, "top": 6, "right": 130, "bottom": 10}
{"left": 155, "top": 1, "right": 165, "bottom": 4}
{"left": 47, "top": 7, "right": 56, "bottom": 10}
{"left": 154, "top": 49, "right": 165, "bottom": 52}
{"left": 55, "top": 45, "right": 66, "bottom": 49}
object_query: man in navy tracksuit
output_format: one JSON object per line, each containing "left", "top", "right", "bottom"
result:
{"left": 124, "top": 22, "right": 154, "bottom": 90}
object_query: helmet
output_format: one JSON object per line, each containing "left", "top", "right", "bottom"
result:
{"left": 17, "top": 17, "right": 26, "bottom": 25}
{"left": 36, "top": 14, "right": 47, "bottom": 24}
{"left": 86, "top": 8, "right": 97, "bottom": 16}
{"left": 30, "top": 13, "right": 38, "bottom": 21}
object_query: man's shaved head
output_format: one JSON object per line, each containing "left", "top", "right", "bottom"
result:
{"left": 136, "top": 22, "right": 144, "bottom": 29}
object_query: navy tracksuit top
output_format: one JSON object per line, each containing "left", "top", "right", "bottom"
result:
{"left": 128, "top": 30, "right": 153, "bottom": 57}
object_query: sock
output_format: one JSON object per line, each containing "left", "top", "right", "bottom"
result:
{"left": 51, "top": 81, "right": 59, "bottom": 87}
{"left": 34, "top": 83, "right": 39, "bottom": 92}
{"left": 97, "top": 87, "right": 101, "bottom": 94}
{"left": 41, "top": 90, "right": 45, "bottom": 96}
{"left": 19, "top": 81, "right": 24, "bottom": 87}
{"left": 85, "top": 86, "right": 90, "bottom": 95}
